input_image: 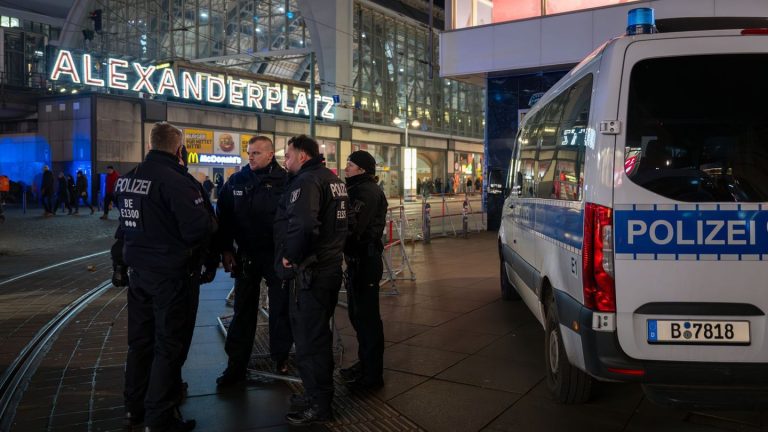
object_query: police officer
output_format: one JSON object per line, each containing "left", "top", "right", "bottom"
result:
{"left": 215, "top": 135, "right": 291, "bottom": 386}
{"left": 338, "top": 151, "right": 388, "bottom": 390}
{"left": 111, "top": 122, "right": 214, "bottom": 432}
{"left": 275, "top": 135, "right": 348, "bottom": 426}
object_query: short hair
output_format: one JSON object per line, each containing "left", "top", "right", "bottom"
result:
{"left": 106, "top": 165, "right": 114, "bottom": 170}
{"left": 287, "top": 135, "right": 319, "bottom": 158}
{"left": 249, "top": 135, "right": 274, "bottom": 151}
{"left": 150, "top": 122, "right": 183, "bottom": 153}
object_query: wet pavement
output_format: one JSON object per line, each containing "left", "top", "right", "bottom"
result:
{"left": 0, "top": 209, "right": 766, "bottom": 431}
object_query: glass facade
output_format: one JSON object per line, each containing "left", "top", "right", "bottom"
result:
{"left": 352, "top": 3, "right": 484, "bottom": 138}
{"left": 0, "top": 14, "right": 59, "bottom": 88}
{"left": 97, "top": 0, "right": 313, "bottom": 81}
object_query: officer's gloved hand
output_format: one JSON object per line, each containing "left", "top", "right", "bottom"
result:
{"left": 112, "top": 264, "right": 129, "bottom": 287}
{"left": 200, "top": 266, "right": 217, "bottom": 284}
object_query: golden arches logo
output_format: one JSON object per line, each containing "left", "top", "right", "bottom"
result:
{"left": 187, "top": 152, "right": 199, "bottom": 164}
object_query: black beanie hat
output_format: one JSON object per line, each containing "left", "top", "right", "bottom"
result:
{"left": 348, "top": 150, "right": 376, "bottom": 174}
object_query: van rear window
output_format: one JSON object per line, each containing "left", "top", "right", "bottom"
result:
{"left": 625, "top": 55, "right": 768, "bottom": 202}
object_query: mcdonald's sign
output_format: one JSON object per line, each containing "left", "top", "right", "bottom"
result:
{"left": 187, "top": 152, "right": 200, "bottom": 164}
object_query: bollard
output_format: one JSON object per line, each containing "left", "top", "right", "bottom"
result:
{"left": 462, "top": 198, "right": 469, "bottom": 238}
{"left": 22, "top": 185, "right": 27, "bottom": 214}
{"left": 423, "top": 202, "right": 431, "bottom": 244}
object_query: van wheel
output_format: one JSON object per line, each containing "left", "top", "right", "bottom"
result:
{"left": 500, "top": 258, "right": 520, "bottom": 301}
{"left": 544, "top": 295, "right": 592, "bottom": 403}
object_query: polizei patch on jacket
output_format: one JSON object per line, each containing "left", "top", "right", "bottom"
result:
{"left": 290, "top": 188, "right": 301, "bottom": 203}
{"left": 114, "top": 178, "right": 152, "bottom": 195}
{"left": 329, "top": 183, "right": 348, "bottom": 198}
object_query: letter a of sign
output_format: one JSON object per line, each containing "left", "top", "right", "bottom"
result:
{"left": 51, "top": 50, "right": 81, "bottom": 83}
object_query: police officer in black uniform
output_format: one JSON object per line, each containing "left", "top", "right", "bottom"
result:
{"left": 215, "top": 135, "right": 291, "bottom": 386}
{"left": 111, "top": 122, "right": 214, "bottom": 432}
{"left": 338, "top": 151, "right": 388, "bottom": 390}
{"left": 274, "top": 135, "right": 348, "bottom": 426}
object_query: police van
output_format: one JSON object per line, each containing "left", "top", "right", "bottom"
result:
{"left": 498, "top": 9, "right": 768, "bottom": 407}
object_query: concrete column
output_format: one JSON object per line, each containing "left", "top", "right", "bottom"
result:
{"left": 296, "top": 0, "right": 354, "bottom": 123}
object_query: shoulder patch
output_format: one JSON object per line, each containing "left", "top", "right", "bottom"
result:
{"left": 290, "top": 188, "right": 301, "bottom": 203}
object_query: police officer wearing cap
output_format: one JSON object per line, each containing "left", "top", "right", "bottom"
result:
{"left": 338, "top": 150, "right": 388, "bottom": 390}
{"left": 215, "top": 135, "right": 291, "bottom": 386}
{"left": 274, "top": 135, "right": 348, "bottom": 426}
{"left": 111, "top": 122, "right": 215, "bottom": 432}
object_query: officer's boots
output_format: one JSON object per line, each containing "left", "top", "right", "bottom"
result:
{"left": 285, "top": 404, "right": 334, "bottom": 426}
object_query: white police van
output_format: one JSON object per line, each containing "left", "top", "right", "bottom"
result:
{"left": 498, "top": 9, "right": 768, "bottom": 407}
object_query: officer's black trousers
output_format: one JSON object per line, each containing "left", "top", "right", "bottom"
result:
{"left": 179, "top": 275, "right": 200, "bottom": 389}
{"left": 346, "top": 254, "right": 385, "bottom": 383}
{"left": 225, "top": 259, "right": 292, "bottom": 373}
{"left": 290, "top": 266, "right": 342, "bottom": 413}
{"left": 124, "top": 268, "right": 194, "bottom": 428}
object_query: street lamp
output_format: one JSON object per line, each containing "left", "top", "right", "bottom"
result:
{"left": 393, "top": 116, "right": 421, "bottom": 201}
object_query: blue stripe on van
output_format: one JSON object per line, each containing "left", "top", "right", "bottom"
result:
{"left": 518, "top": 201, "right": 584, "bottom": 249}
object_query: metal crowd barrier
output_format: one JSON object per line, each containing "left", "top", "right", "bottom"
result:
{"left": 380, "top": 205, "right": 416, "bottom": 289}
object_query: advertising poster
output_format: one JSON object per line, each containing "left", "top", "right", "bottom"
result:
{"left": 184, "top": 129, "right": 213, "bottom": 154}
{"left": 214, "top": 131, "right": 239, "bottom": 155}
{"left": 240, "top": 134, "right": 253, "bottom": 160}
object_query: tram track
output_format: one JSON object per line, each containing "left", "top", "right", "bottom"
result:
{"left": 0, "top": 252, "right": 115, "bottom": 429}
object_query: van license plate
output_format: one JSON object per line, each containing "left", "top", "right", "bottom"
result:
{"left": 647, "top": 320, "right": 750, "bottom": 344}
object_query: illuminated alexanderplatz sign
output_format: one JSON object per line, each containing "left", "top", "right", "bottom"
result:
{"left": 49, "top": 50, "right": 335, "bottom": 120}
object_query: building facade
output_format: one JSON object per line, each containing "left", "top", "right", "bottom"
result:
{"left": 0, "top": 0, "right": 486, "bottom": 203}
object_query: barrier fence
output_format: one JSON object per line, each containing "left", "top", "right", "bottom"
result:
{"left": 392, "top": 192, "right": 487, "bottom": 242}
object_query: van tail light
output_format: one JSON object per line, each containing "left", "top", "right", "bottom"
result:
{"left": 583, "top": 203, "right": 616, "bottom": 312}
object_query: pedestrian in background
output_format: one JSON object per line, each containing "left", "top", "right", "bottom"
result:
{"left": 54, "top": 171, "right": 72, "bottom": 215}
{"left": 40, "top": 165, "right": 54, "bottom": 217}
{"left": 66, "top": 174, "right": 77, "bottom": 211}
{"left": 101, "top": 165, "right": 119, "bottom": 220}
{"left": 74, "top": 170, "right": 95, "bottom": 214}
{"left": 274, "top": 135, "right": 348, "bottom": 425}
{"left": 111, "top": 122, "right": 215, "bottom": 432}
{"left": 339, "top": 150, "right": 388, "bottom": 391}
{"left": 214, "top": 174, "right": 223, "bottom": 199}
{"left": 202, "top": 175, "right": 214, "bottom": 200}
{"left": 215, "top": 136, "right": 290, "bottom": 387}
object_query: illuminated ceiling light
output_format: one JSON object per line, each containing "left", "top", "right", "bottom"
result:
{"left": 361, "top": 33, "right": 366, "bottom": 38}
{"left": 411, "top": 119, "right": 420, "bottom": 128}
{"left": 59, "top": 88, "right": 67, "bottom": 93}
{"left": 278, "top": 7, "right": 285, "bottom": 12}
{"left": 71, "top": 89, "right": 78, "bottom": 94}
{"left": 200, "top": 11, "right": 208, "bottom": 18}
{"left": 399, "top": 68, "right": 404, "bottom": 72}
{"left": 255, "top": 27, "right": 261, "bottom": 32}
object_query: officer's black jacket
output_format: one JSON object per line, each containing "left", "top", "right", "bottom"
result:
{"left": 345, "top": 173, "right": 388, "bottom": 256}
{"left": 274, "top": 156, "right": 348, "bottom": 270}
{"left": 113, "top": 150, "right": 213, "bottom": 276}
{"left": 217, "top": 158, "right": 287, "bottom": 257}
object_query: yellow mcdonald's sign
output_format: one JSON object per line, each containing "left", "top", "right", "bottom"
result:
{"left": 187, "top": 152, "right": 200, "bottom": 164}
{"left": 184, "top": 128, "right": 214, "bottom": 153}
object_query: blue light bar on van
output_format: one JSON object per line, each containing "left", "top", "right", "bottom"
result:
{"left": 626, "top": 7, "right": 657, "bottom": 36}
